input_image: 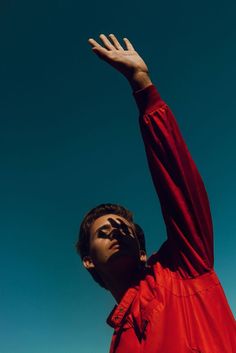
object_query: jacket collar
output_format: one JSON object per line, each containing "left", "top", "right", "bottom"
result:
{"left": 106, "top": 286, "right": 138, "bottom": 328}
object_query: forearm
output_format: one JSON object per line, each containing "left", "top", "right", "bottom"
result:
{"left": 128, "top": 71, "right": 153, "bottom": 92}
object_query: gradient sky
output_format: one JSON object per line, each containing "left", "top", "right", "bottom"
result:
{"left": 0, "top": 1, "right": 235, "bottom": 352}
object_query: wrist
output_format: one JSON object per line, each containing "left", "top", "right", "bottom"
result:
{"left": 127, "top": 70, "right": 152, "bottom": 92}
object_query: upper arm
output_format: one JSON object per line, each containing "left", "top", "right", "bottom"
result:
{"left": 139, "top": 102, "right": 214, "bottom": 276}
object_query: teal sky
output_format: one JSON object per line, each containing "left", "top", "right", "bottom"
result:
{"left": 0, "top": 1, "right": 235, "bottom": 352}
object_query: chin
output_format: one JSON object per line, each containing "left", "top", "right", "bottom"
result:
{"left": 108, "top": 251, "right": 139, "bottom": 271}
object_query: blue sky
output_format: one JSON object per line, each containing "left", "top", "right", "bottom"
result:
{"left": 0, "top": 0, "right": 235, "bottom": 352}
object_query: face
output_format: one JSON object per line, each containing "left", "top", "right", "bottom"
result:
{"left": 83, "top": 214, "right": 144, "bottom": 274}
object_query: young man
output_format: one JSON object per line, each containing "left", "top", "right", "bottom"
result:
{"left": 77, "top": 34, "right": 236, "bottom": 352}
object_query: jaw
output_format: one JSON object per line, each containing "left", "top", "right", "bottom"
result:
{"left": 98, "top": 251, "right": 141, "bottom": 284}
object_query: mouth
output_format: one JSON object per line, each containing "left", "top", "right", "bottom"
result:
{"left": 109, "top": 239, "right": 131, "bottom": 254}
{"left": 109, "top": 240, "right": 121, "bottom": 250}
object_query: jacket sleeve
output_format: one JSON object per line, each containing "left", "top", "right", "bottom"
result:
{"left": 133, "top": 84, "right": 214, "bottom": 276}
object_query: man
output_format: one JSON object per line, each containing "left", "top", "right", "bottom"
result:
{"left": 77, "top": 34, "right": 236, "bottom": 352}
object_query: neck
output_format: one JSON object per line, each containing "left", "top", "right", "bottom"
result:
{"left": 107, "top": 273, "right": 133, "bottom": 303}
{"left": 101, "top": 263, "right": 142, "bottom": 303}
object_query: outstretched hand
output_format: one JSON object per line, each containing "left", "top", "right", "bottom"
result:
{"left": 88, "top": 34, "right": 149, "bottom": 81}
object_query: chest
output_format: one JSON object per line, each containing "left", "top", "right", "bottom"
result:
{"left": 108, "top": 271, "right": 225, "bottom": 353}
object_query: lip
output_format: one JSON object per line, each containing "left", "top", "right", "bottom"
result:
{"left": 109, "top": 240, "right": 121, "bottom": 249}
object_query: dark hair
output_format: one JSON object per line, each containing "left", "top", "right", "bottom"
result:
{"left": 76, "top": 203, "right": 146, "bottom": 289}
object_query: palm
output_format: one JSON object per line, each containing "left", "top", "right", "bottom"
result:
{"left": 88, "top": 34, "right": 149, "bottom": 79}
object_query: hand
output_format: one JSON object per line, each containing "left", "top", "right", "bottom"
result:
{"left": 88, "top": 34, "right": 149, "bottom": 81}
{"left": 107, "top": 217, "right": 135, "bottom": 238}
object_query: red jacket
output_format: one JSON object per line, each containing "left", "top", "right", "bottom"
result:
{"left": 106, "top": 84, "right": 236, "bottom": 353}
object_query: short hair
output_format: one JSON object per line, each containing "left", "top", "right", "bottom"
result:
{"left": 76, "top": 203, "right": 146, "bottom": 289}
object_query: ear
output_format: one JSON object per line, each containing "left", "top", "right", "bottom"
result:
{"left": 83, "top": 256, "right": 95, "bottom": 269}
{"left": 139, "top": 250, "right": 147, "bottom": 263}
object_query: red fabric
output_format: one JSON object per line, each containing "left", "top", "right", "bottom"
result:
{"left": 106, "top": 84, "right": 236, "bottom": 353}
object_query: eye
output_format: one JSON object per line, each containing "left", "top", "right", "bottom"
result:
{"left": 97, "top": 230, "right": 109, "bottom": 238}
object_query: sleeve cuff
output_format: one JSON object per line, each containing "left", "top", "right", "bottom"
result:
{"left": 132, "top": 84, "right": 164, "bottom": 115}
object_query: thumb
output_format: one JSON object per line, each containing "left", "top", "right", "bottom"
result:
{"left": 92, "top": 46, "right": 108, "bottom": 57}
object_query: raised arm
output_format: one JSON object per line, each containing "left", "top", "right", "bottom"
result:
{"left": 133, "top": 86, "right": 214, "bottom": 277}
{"left": 88, "top": 34, "right": 214, "bottom": 277}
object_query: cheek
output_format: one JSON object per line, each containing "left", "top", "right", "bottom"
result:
{"left": 90, "top": 241, "right": 110, "bottom": 264}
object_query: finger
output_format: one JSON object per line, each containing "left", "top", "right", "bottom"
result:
{"left": 88, "top": 38, "right": 111, "bottom": 59}
{"left": 108, "top": 218, "right": 121, "bottom": 228}
{"left": 88, "top": 38, "right": 105, "bottom": 50}
{"left": 99, "top": 34, "right": 115, "bottom": 50}
{"left": 107, "top": 218, "right": 127, "bottom": 236}
{"left": 108, "top": 34, "right": 125, "bottom": 50}
{"left": 123, "top": 37, "right": 135, "bottom": 51}
{"left": 116, "top": 218, "right": 134, "bottom": 236}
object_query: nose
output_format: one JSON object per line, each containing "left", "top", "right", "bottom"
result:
{"left": 108, "top": 228, "right": 123, "bottom": 240}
